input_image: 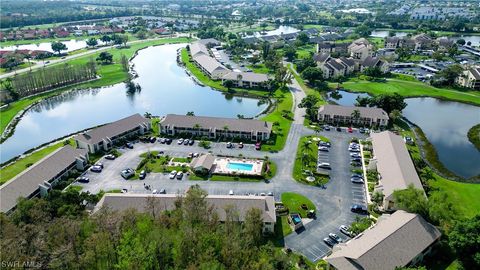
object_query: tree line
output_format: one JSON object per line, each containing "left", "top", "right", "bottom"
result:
{"left": 0, "top": 185, "right": 307, "bottom": 269}
{"left": 3, "top": 61, "right": 96, "bottom": 101}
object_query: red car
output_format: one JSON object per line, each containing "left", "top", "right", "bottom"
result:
{"left": 255, "top": 142, "right": 261, "bottom": 150}
{"left": 347, "top": 127, "right": 353, "bottom": 133}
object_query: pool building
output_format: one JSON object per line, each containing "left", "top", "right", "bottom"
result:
{"left": 190, "top": 154, "right": 264, "bottom": 177}
{"left": 159, "top": 114, "right": 272, "bottom": 142}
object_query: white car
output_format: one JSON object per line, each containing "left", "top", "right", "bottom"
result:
{"left": 318, "top": 162, "right": 331, "bottom": 169}
{"left": 318, "top": 146, "right": 329, "bottom": 152}
{"left": 229, "top": 190, "right": 234, "bottom": 195}
{"left": 177, "top": 138, "right": 184, "bottom": 145}
{"left": 340, "top": 225, "right": 354, "bottom": 237}
{"left": 169, "top": 170, "right": 177, "bottom": 179}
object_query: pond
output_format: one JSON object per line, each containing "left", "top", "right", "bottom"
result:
{"left": 370, "top": 30, "right": 409, "bottom": 38}
{"left": 328, "top": 90, "right": 480, "bottom": 179}
{"left": 0, "top": 44, "right": 268, "bottom": 162}
{"left": 249, "top": 25, "right": 299, "bottom": 37}
{"left": 0, "top": 39, "right": 105, "bottom": 53}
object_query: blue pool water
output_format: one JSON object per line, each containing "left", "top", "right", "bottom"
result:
{"left": 227, "top": 162, "right": 254, "bottom": 171}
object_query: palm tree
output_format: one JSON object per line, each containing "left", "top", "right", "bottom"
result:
{"left": 389, "top": 109, "right": 402, "bottom": 123}
{"left": 351, "top": 109, "right": 361, "bottom": 125}
{"left": 143, "top": 112, "right": 152, "bottom": 118}
{"left": 193, "top": 123, "right": 201, "bottom": 136}
{"left": 223, "top": 125, "right": 229, "bottom": 139}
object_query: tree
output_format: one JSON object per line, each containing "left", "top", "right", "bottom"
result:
{"left": 363, "top": 67, "right": 383, "bottom": 78}
{"left": 223, "top": 80, "right": 234, "bottom": 90}
{"left": 1, "top": 78, "right": 19, "bottom": 101}
{"left": 275, "top": 66, "right": 290, "bottom": 87}
{"left": 436, "top": 64, "right": 463, "bottom": 86}
{"left": 389, "top": 109, "right": 402, "bottom": 122}
{"left": 392, "top": 184, "right": 429, "bottom": 218}
{"left": 1, "top": 54, "right": 23, "bottom": 70}
{"left": 351, "top": 109, "right": 361, "bottom": 124}
{"left": 100, "top": 35, "right": 111, "bottom": 44}
{"left": 296, "top": 56, "right": 316, "bottom": 73}
{"left": 249, "top": 54, "right": 260, "bottom": 66}
{"left": 355, "top": 24, "right": 372, "bottom": 38}
{"left": 301, "top": 67, "right": 323, "bottom": 87}
{"left": 135, "top": 30, "right": 147, "bottom": 40}
{"left": 96, "top": 52, "right": 113, "bottom": 64}
{"left": 456, "top": 39, "right": 466, "bottom": 46}
{"left": 243, "top": 208, "right": 263, "bottom": 247}
{"left": 120, "top": 54, "right": 129, "bottom": 71}
{"left": 449, "top": 215, "right": 480, "bottom": 269}
{"left": 186, "top": 111, "right": 195, "bottom": 116}
{"left": 299, "top": 95, "right": 320, "bottom": 121}
{"left": 283, "top": 45, "right": 297, "bottom": 62}
{"left": 355, "top": 96, "right": 371, "bottom": 107}
{"left": 296, "top": 32, "right": 309, "bottom": 45}
{"left": 86, "top": 37, "right": 98, "bottom": 48}
{"left": 51, "top": 41, "right": 67, "bottom": 55}
{"left": 370, "top": 93, "right": 407, "bottom": 114}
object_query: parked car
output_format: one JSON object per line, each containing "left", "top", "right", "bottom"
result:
{"left": 165, "top": 138, "right": 172, "bottom": 144}
{"left": 260, "top": 192, "right": 266, "bottom": 196}
{"left": 350, "top": 161, "right": 362, "bottom": 167}
{"left": 318, "top": 141, "right": 331, "bottom": 147}
{"left": 226, "top": 142, "right": 233, "bottom": 148}
{"left": 339, "top": 225, "right": 354, "bottom": 237}
{"left": 193, "top": 153, "right": 199, "bottom": 158}
{"left": 348, "top": 147, "right": 360, "bottom": 152}
{"left": 318, "top": 162, "right": 331, "bottom": 169}
{"left": 95, "top": 162, "right": 104, "bottom": 169}
{"left": 351, "top": 158, "right": 362, "bottom": 163}
{"left": 188, "top": 139, "right": 195, "bottom": 146}
{"left": 323, "top": 125, "right": 331, "bottom": 131}
{"left": 318, "top": 146, "right": 329, "bottom": 152}
{"left": 323, "top": 237, "right": 336, "bottom": 247}
{"left": 238, "top": 142, "right": 244, "bottom": 148}
{"left": 177, "top": 138, "right": 184, "bottom": 145}
{"left": 121, "top": 188, "right": 128, "bottom": 193}
{"left": 267, "top": 192, "right": 274, "bottom": 196}
{"left": 90, "top": 165, "right": 102, "bottom": 172}
{"left": 329, "top": 233, "right": 343, "bottom": 243}
{"left": 183, "top": 139, "right": 189, "bottom": 145}
{"left": 176, "top": 172, "right": 184, "bottom": 180}
{"left": 188, "top": 153, "right": 193, "bottom": 158}
{"left": 351, "top": 174, "right": 363, "bottom": 179}
{"left": 104, "top": 154, "right": 116, "bottom": 160}
{"left": 359, "top": 128, "right": 365, "bottom": 133}
{"left": 229, "top": 190, "right": 234, "bottom": 195}
{"left": 126, "top": 142, "right": 134, "bottom": 149}
{"left": 169, "top": 170, "right": 177, "bottom": 179}
{"left": 336, "top": 127, "right": 342, "bottom": 132}
{"left": 351, "top": 177, "right": 364, "bottom": 184}
{"left": 159, "top": 188, "right": 166, "bottom": 194}
{"left": 149, "top": 137, "right": 157, "bottom": 143}
{"left": 121, "top": 168, "right": 135, "bottom": 179}
{"left": 351, "top": 204, "right": 368, "bottom": 214}
{"left": 152, "top": 189, "right": 159, "bottom": 194}
{"left": 255, "top": 142, "right": 261, "bottom": 150}
{"left": 77, "top": 176, "right": 89, "bottom": 183}
{"left": 350, "top": 153, "right": 361, "bottom": 158}
{"left": 139, "top": 170, "right": 147, "bottom": 180}
{"left": 160, "top": 138, "right": 166, "bottom": 144}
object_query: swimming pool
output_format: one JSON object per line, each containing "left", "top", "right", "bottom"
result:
{"left": 227, "top": 162, "right": 254, "bottom": 171}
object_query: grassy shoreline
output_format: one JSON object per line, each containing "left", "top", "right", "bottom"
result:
{"left": 467, "top": 124, "right": 480, "bottom": 151}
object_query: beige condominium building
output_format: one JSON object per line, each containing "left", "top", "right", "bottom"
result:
{"left": 94, "top": 193, "right": 276, "bottom": 233}
{"left": 159, "top": 114, "right": 272, "bottom": 142}
{"left": 318, "top": 105, "right": 389, "bottom": 127}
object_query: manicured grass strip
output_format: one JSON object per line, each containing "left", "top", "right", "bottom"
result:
{"left": 180, "top": 48, "right": 227, "bottom": 90}
{"left": 335, "top": 77, "right": 480, "bottom": 106}
{"left": 210, "top": 174, "right": 263, "bottom": 182}
{"left": 1, "top": 37, "right": 192, "bottom": 135}
{"left": 0, "top": 139, "right": 73, "bottom": 184}
{"left": 292, "top": 135, "right": 329, "bottom": 186}
{"left": 281, "top": 192, "right": 316, "bottom": 218}
{"left": 260, "top": 88, "right": 293, "bottom": 152}
{"left": 247, "top": 64, "right": 271, "bottom": 74}
{"left": 467, "top": 124, "right": 480, "bottom": 151}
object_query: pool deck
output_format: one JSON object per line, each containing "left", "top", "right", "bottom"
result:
{"left": 213, "top": 158, "right": 264, "bottom": 176}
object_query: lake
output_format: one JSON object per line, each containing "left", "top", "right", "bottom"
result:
{"left": 0, "top": 44, "right": 267, "bottom": 162}
{"left": 249, "top": 25, "right": 299, "bottom": 37}
{"left": 0, "top": 39, "right": 105, "bottom": 53}
{"left": 370, "top": 30, "right": 480, "bottom": 46}
{"left": 329, "top": 90, "right": 480, "bottom": 179}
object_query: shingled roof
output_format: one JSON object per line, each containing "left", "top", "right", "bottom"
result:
{"left": 0, "top": 146, "right": 88, "bottom": 213}
{"left": 193, "top": 54, "right": 228, "bottom": 74}
{"left": 94, "top": 193, "right": 276, "bottom": 223}
{"left": 75, "top": 114, "right": 149, "bottom": 145}
{"left": 222, "top": 71, "right": 269, "bottom": 83}
{"left": 318, "top": 105, "right": 389, "bottom": 121}
{"left": 325, "top": 210, "right": 441, "bottom": 270}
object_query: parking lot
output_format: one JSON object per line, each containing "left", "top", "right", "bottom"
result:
{"left": 76, "top": 123, "right": 368, "bottom": 262}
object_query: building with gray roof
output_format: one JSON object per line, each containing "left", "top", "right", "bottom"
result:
{"left": 159, "top": 114, "right": 272, "bottom": 142}
{"left": 192, "top": 54, "right": 230, "bottom": 79}
{"left": 221, "top": 71, "right": 270, "bottom": 89}
{"left": 325, "top": 210, "right": 441, "bottom": 270}
{"left": 75, "top": 114, "right": 150, "bottom": 153}
{"left": 189, "top": 42, "right": 209, "bottom": 58}
{"left": 190, "top": 153, "right": 216, "bottom": 173}
{"left": 456, "top": 66, "right": 480, "bottom": 89}
{"left": 318, "top": 105, "right": 389, "bottom": 127}
{"left": 370, "top": 131, "right": 424, "bottom": 210}
{"left": 94, "top": 193, "right": 276, "bottom": 233}
{"left": 0, "top": 145, "right": 88, "bottom": 213}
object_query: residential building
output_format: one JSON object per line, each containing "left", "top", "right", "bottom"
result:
{"left": 369, "top": 131, "right": 425, "bottom": 210}
{"left": 456, "top": 67, "right": 480, "bottom": 89}
{"left": 0, "top": 146, "right": 89, "bottom": 213}
{"left": 190, "top": 153, "right": 216, "bottom": 173}
{"left": 325, "top": 210, "right": 441, "bottom": 270}
{"left": 94, "top": 193, "right": 276, "bottom": 233}
{"left": 360, "top": 56, "right": 389, "bottom": 72}
{"left": 316, "top": 42, "right": 349, "bottom": 54}
{"left": 221, "top": 71, "right": 270, "bottom": 89}
{"left": 318, "top": 105, "right": 389, "bottom": 127}
{"left": 192, "top": 54, "right": 230, "bottom": 79}
{"left": 314, "top": 53, "right": 356, "bottom": 79}
{"left": 189, "top": 42, "right": 210, "bottom": 58}
{"left": 348, "top": 38, "right": 373, "bottom": 61}
{"left": 436, "top": 38, "right": 455, "bottom": 51}
{"left": 159, "top": 114, "right": 272, "bottom": 141}
{"left": 197, "top": 38, "right": 221, "bottom": 47}
{"left": 412, "top": 34, "right": 433, "bottom": 51}
{"left": 384, "top": 37, "right": 403, "bottom": 49}
{"left": 75, "top": 114, "right": 151, "bottom": 154}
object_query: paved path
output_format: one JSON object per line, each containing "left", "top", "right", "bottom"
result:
{"left": 78, "top": 70, "right": 368, "bottom": 262}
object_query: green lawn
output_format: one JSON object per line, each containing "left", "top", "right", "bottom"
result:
{"left": 260, "top": 88, "right": 293, "bottom": 152}
{"left": 1, "top": 37, "right": 192, "bottom": 135}
{"left": 292, "top": 135, "right": 330, "bottom": 186}
{"left": 0, "top": 139, "right": 73, "bottom": 184}
{"left": 247, "top": 64, "right": 271, "bottom": 74}
{"left": 281, "top": 192, "right": 316, "bottom": 218}
{"left": 288, "top": 64, "right": 327, "bottom": 106}
{"left": 335, "top": 77, "right": 480, "bottom": 106}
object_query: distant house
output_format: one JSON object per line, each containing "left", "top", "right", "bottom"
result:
{"left": 189, "top": 42, "right": 210, "bottom": 58}
{"left": 159, "top": 114, "right": 272, "bottom": 141}
{"left": 0, "top": 146, "right": 89, "bottom": 213}
{"left": 348, "top": 38, "right": 373, "bottom": 61}
{"left": 87, "top": 29, "right": 100, "bottom": 36}
{"left": 74, "top": 114, "right": 151, "bottom": 154}
{"left": 316, "top": 42, "right": 349, "bottom": 54}
{"left": 94, "top": 193, "right": 277, "bottom": 233}
{"left": 369, "top": 131, "right": 425, "bottom": 210}
{"left": 192, "top": 54, "right": 230, "bottom": 79}
{"left": 360, "top": 56, "right": 389, "bottom": 72}
{"left": 325, "top": 210, "right": 441, "bottom": 270}
{"left": 456, "top": 66, "right": 480, "bottom": 89}
{"left": 314, "top": 53, "right": 356, "bottom": 79}
{"left": 190, "top": 153, "right": 216, "bottom": 173}
{"left": 436, "top": 38, "right": 455, "bottom": 51}
{"left": 384, "top": 36, "right": 402, "bottom": 49}
{"left": 318, "top": 105, "right": 389, "bottom": 127}
{"left": 197, "top": 38, "right": 221, "bottom": 47}
{"left": 221, "top": 71, "right": 270, "bottom": 88}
